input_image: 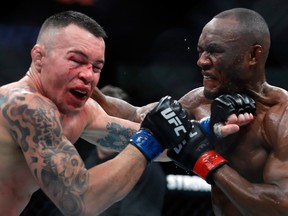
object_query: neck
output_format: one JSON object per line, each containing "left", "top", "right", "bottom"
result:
{"left": 25, "top": 67, "right": 45, "bottom": 96}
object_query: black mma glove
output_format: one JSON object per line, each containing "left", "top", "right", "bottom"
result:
{"left": 199, "top": 93, "right": 256, "bottom": 138}
{"left": 167, "top": 93, "right": 256, "bottom": 184}
{"left": 130, "top": 96, "right": 191, "bottom": 162}
{"left": 210, "top": 93, "right": 256, "bottom": 126}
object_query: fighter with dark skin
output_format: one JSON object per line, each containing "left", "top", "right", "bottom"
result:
{"left": 92, "top": 8, "right": 288, "bottom": 216}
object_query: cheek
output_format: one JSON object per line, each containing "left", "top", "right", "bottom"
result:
{"left": 93, "top": 73, "right": 101, "bottom": 86}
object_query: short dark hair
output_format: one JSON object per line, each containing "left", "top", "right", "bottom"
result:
{"left": 215, "top": 8, "right": 270, "bottom": 59}
{"left": 38, "top": 10, "right": 107, "bottom": 41}
{"left": 215, "top": 8, "right": 269, "bottom": 35}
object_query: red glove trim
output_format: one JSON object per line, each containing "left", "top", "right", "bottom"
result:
{"left": 193, "top": 150, "right": 227, "bottom": 180}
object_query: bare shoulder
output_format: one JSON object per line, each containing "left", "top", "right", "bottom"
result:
{"left": 259, "top": 84, "right": 288, "bottom": 132}
{"left": 178, "top": 87, "right": 211, "bottom": 119}
{"left": 179, "top": 87, "right": 208, "bottom": 106}
{"left": 262, "top": 100, "right": 288, "bottom": 149}
{"left": 261, "top": 83, "right": 288, "bottom": 103}
{"left": 0, "top": 84, "right": 61, "bottom": 138}
{"left": 0, "top": 83, "right": 55, "bottom": 106}
{"left": 1, "top": 85, "right": 57, "bottom": 116}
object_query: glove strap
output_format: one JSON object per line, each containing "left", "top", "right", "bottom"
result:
{"left": 199, "top": 116, "right": 212, "bottom": 135}
{"left": 199, "top": 117, "right": 218, "bottom": 142}
{"left": 193, "top": 150, "right": 227, "bottom": 184}
{"left": 130, "top": 129, "right": 164, "bottom": 162}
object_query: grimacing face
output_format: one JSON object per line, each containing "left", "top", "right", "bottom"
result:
{"left": 197, "top": 18, "right": 248, "bottom": 100}
{"left": 39, "top": 25, "right": 105, "bottom": 114}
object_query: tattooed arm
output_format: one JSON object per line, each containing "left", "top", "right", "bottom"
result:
{"left": 81, "top": 99, "right": 141, "bottom": 152}
{"left": 4, "top": 92, "right": 147, "bottom": 215}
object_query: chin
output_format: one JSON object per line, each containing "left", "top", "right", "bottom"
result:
{"left": 203, "top": 88, "right": 220, "bottom": 100}
{"left": 58, "top": 103, "right": 83, "bottom": 115}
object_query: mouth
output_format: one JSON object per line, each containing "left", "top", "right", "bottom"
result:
{"left": 203, "top": 75, "right": 215, "bottom": 80}
{"left": 202, "top": 71, "right": 219, "bottom": 90}
{"left": 70, "top": 89, "right": 88, "bottom": 100}
{"left": 202, "top": 71, "right": 217, "bottom": 80}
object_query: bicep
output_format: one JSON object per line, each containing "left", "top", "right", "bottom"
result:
{"left": 27, "top": 134, "right": 88, "bottom": 213}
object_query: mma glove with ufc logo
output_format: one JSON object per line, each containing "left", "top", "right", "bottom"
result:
{"left": 130, "top": 95, "right": 192, "bottom": 162}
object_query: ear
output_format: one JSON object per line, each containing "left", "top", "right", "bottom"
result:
{"left": 31, "top": 44, "right": 45, "bottom": 72}
{"left": 249, "top": 44, "right": 262, "bottom": 65}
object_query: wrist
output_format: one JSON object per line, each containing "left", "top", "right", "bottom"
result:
{"left": 199, "top": 117, "right": 212, "bottom": 135}
{"left": 130, "top": 129, "right": 164, "bottom": 162}
{"left": 193, "top": 150, "right": 227, "bottom": 184}
{"left": 199, "top": 117, "right": 218, "bottom": 141}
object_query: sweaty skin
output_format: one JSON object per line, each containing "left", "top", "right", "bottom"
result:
{"left": 180, "top": 14, "right": 288, "bottom": 215}
{"left": 192, "top": 11, "right": 288, "bottom": 215}
{"left": 182, "top": 14, "right": 288, "bottom": 215}
{"left": 92, "top": 8, "right": 288, "bottom": 216}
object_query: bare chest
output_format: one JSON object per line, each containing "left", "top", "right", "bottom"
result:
{"left": 216, "top": 122, "right": 268, "bottom": 182}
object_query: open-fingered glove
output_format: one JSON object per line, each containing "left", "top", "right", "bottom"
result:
{"left": 199, "top": 93, "right": 256, "bottom": 138}
{"left": 167, "top": 93, "right": 256, "bottom": 184}
{"left": 130, "top": 96, "right": 191, "bottom": 162}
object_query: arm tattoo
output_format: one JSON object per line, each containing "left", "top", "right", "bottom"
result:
{"left": 1, "top": 93, "right": 88, "bottom": 215}
{"left": 97, "top": 122, "right": 137, "bottom": 152}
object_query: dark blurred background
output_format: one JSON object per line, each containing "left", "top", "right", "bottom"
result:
{"left": 2, "top": 0, "right": 288, "bottom": 215}
{"left": 1, "top": 0, "right": 288, "bottom": 105}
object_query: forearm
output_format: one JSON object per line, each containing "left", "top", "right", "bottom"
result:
{"left": 91, "top": 87, "right": 138, "bottom": 121}
{"left": 91, "top": 87, "right": 157, "bottom": 123}
{"left": 214, "top": 165, "right": 288, "bottom": 216}
{"left": 95, "top": 96, "right": 138, "bottom": 120}
{"left": 85, "top": 144, "right": 147, "bottom": 215}
{"left": 97, "top": 98, "right": 157, "bottom": 123}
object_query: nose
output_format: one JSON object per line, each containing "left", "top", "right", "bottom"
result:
{"left": 197, "top": 52, "right": 211, "bottom": 68}
{"left": 78, "top": 64, "right": 94, "bottom": 83}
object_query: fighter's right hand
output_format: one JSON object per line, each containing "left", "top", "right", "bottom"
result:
{"left": 167, "top": 93, "right": 256, "bottom": 183}
{"left": 130, "top": 96, "right": 191, "bottom": 162}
